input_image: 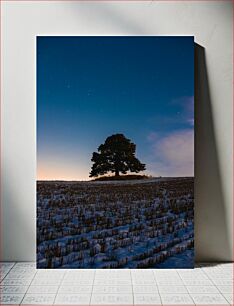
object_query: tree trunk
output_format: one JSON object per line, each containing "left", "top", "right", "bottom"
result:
{"left": 115, "top": 170, "right": 119, "bottom": 176}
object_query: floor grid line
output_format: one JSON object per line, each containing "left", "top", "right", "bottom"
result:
{"left": 0, "top": 262, "right": 232, "bottom": 305}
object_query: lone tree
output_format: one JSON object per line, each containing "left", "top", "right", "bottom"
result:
{"left": 89, "top": 134, "right": 146, "bottom": 178}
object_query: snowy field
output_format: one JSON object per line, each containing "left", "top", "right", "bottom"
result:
{"left": 37, "top": 177, "right": 194, "bottom": 269}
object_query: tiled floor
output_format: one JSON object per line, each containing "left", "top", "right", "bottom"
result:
{"left": 0, "top": 262, "right": 233, "bottom": 305}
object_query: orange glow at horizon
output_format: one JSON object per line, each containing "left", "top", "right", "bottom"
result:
{"left": 37, "top": 161, "right": 90, "bottom": 181}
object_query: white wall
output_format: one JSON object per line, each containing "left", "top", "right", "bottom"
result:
{"left": 1, "top": 1, "right": 233, "bottom": 262}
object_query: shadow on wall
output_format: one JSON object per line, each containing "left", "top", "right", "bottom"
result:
{"left": 195, "top": 44, "right": 232, "bottom": 262}
{"left": 67, "top": 3, "right": 148, "bottom": 35}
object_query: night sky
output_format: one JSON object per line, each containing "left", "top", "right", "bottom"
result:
{"left": 37, "top": 36, "right": 194, "bottom": 180}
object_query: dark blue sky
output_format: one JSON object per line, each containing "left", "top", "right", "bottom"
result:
{"left": 37, "top": 36, "right": 194, "bottom": 180}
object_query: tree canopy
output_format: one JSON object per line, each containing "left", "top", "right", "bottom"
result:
{"left": 89, "top": 134, "right": 146, "bottom": 178}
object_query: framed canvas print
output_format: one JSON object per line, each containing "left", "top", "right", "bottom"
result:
{"left": 37, "top": 36, "right": 194, "bottom": 269}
